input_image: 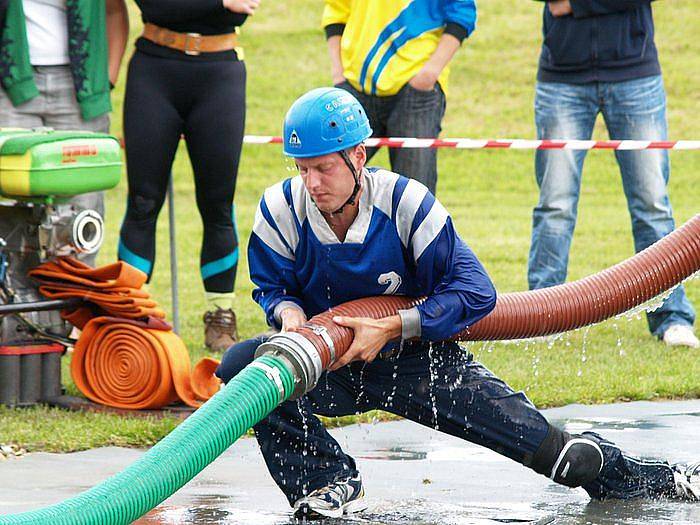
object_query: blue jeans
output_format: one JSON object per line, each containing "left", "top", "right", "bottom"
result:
{"left": 216, "top": 336, "right": 676, "bottom": 505}
{"left": 529, "top": 75, "right": 695, "bottom": 336}
{"left": 336, "top": 80, "right": 446, "bottom": 194}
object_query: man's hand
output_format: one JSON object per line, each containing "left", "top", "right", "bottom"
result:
{"left": 408, "top": 32, "right": 460, "bottom": 92}
{"left": 328, "top": 315, "right": 402, "bottom": 371}
{"left": 408, "top": 66, "right": 439, "bottom": 92}
{"left": 223, "top": 0, "right": 260, "bottom": 15}
{"left": 548, "top": 0, "right": 572, "bottom": 17}
{"left": 332, "top": 73, "right": 347, "bottom": 86}
{"left": 280, "top": 307, "right": 307, "bottom": 332}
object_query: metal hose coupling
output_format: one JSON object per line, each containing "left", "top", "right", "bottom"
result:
{"left": 254, "top": 331, "right": 325, "bottom": 399}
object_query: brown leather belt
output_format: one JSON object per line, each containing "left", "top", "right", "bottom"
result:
{"left": 142, "top": 23, "right": 239, "bottom": 56}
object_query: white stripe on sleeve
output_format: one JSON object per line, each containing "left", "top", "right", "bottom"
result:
{"left": 366, "top": 169, "right": 399, "bottom": 219}
{"left": 411, "top": 199, "right": 449, "bottom": 261}
{"left": 263, "top": 181, "right": 300, "bottom": 253}
{"left": 252, "top": 204, "right": 294, "bottom": 260}
{"left": 395, "top": 179, "right": 428, "bottom": 248}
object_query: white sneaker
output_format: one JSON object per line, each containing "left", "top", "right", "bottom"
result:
{"left": 663, "top": 324, "right": 700, "bottom": 349}
{"left": 674, "top": 462, "right": 700, "bottom": 500}
{"left": 293, "top": 473, "right": 367, "bottom": 519}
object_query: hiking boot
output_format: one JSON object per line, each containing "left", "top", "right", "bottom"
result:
{"left": 673, "top": 462, "right": 700, "bottom": 500}
{"left": 293, "top": 473, "right": 367, "bottom": 520}
{"left": 203, "top": 307, "right": 238, "bottom": 351}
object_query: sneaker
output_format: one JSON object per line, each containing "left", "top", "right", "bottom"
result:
{"left": 673, "top": 462, "right": 700, "bottom": 500}
{"left": 663, "top": 324, "right": 700, "bottom": 349}
{"left": 203, "top": 307, "right": 238, "bottom": 351}
{"left": 293, "top": 473, "right": 367, "bottom": 520}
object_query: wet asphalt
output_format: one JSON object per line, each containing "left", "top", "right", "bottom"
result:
{"left": 1, "top": 399, "right": 699, "bottom": 524}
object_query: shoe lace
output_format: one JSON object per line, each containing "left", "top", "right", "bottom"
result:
{"left": 310, "top": 477, "right": 354, "bottom": 502}
{"left": 685, "top": 461, "right": 700, "bottom": 478}
{"left": 204, "top": 308, "right": 236, "bottom": 328}
{"left": 675, "top": 462, "right": 700, "bottom": 499}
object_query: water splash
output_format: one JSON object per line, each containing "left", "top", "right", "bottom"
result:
{"left": 427, "top": 343, "right": 440, "bottom": 431}
{"left": 577, "top": 327, "right": 590, "bottom": 378}
{"left": 617, "top": 270, "right": 699, "bottom": 321}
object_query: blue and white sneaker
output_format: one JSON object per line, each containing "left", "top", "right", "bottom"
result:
{"left": 293, "top": 473, "right": 367, "bottom": 519}
{"left": 674, "top": 462, "right": 700, "bottom": 500}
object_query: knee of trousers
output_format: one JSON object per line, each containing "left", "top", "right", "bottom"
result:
{"left": 215, "top": 337, "right": 261, "bottom": 384}
{"left": 126, "top": 194, "right": 162, "bottom": 222}
{"left": 528, "top": 425, "right": 604, "bottom": 488}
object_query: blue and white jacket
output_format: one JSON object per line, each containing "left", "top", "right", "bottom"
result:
{"left": 249, "top": 168, "right": 496, "bottom": 344}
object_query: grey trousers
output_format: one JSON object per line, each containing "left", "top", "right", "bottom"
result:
{"left": 336, "top": 80, "right": 446, "bottom": 195}
{"left": 0, "top": 65, "right": 111, "bottom": 266}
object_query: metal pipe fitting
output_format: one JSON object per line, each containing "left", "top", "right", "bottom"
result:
{"left": 254, "top": 332, "right": 324, "bottom": 400}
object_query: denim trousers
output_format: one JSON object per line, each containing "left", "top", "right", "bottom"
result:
{"left": 337, "top": 80, "right": 446, "bottom": 194}
{"left": 217, "top": 336, "right": 676, "bottom": 505}
{"left": 0, "top": 65, "right": 109, "bottom": 266}
{"left": 529, "top": 75, "right": 695, "bottom": 336}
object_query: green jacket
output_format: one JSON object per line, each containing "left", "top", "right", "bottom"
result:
{"left": 0, "top": 0, "right": 111, "bottom": 120}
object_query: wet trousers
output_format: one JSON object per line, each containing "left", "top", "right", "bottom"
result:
{"left": 217, "top": 337, "right": 677, "bottom": 505}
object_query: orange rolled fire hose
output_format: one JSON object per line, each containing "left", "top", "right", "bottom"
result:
{"left": 70, "top": 316, "right": 220, "bottom": 409}
{"left": 29, "top": 258, "right": 220, "bottom": 409}
{"left": 28, "top": 257, "right": 166, "bottom": 323}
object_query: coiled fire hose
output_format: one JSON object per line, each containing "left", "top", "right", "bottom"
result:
{"left": 2, "top": 214, "right": 698, "bottom": 524}
{"left": 70, "top": 317, "right": 220, "bottom": 409}
{"left": 28, "top": 258, "right": 219, "bottom": 409}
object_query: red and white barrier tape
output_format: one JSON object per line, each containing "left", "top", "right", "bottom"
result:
{"left": 243, "top": 136, "right": 700, "bottom": 150}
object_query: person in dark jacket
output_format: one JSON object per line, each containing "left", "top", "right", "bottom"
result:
{"left": 529, "top": 0, "right": 697, "bottom": 348}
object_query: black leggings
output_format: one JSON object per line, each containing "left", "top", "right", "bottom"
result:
{"left": 119, "top": 50, "right": 245, "bottom": 293}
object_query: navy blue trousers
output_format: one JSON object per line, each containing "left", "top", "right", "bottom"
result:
{"left": 216, "top": 337, "right": 676, "bottom": 505}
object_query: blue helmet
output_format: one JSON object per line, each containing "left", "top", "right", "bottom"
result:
{"left": 283, "top": 87, "right": 373, "bottom": 158}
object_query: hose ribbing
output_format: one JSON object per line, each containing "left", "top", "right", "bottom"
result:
{"left": 293, "top": 214, "right": 700, "bottom": 366}
{"left": 0, "top": 355, "right": 294, "bottom": 525}
{"left": 464, "top": 213, "right": 700, "bottom": 340}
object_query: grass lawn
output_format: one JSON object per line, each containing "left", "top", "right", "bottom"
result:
{"left": 1, "top": 0, "right": 698, "bottom": 452}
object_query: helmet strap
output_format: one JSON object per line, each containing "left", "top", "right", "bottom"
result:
{"left": 333, "top": 148, "right": 361, "bottom": 215}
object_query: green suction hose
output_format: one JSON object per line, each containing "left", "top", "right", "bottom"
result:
{"left": 0, "top": 354, "right": 295, "bottom": 525}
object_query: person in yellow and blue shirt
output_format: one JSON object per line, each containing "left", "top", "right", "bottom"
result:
{"left": 322, "top": 0, "right": 476, "bottom": 194}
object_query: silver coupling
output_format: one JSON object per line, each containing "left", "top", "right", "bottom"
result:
{"left": 254, "top": 332, "right": 324, "bottom": 400}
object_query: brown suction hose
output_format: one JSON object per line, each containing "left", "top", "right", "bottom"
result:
{"left": 288, "top": 214, "right": 700, "bottom": 370}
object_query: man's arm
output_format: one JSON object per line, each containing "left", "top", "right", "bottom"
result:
{"left": 331, "top": 190, "right": 496, "bottom": 369}
{"left": 322, "top": 0, "right": 350, "bottom": 85}
{"left": 410, "top": 0, "right": 476, "bottom": 91}
{"left": 402, "top": 193, "right": 497, "bottom": 342}
{"left": 105, "top": 0, "right": 128, "bottom": 87}
{"left": 326, "top": 35, "right": 345, "bottom": 86}
{"left": 409, "top": 33, "right": 461, "bottom": 91}
{"left": 249, "top": 192, "right": 305, "bottom": 329}
{"left": 321, "top": 0, "right": 350, "bottom": 85}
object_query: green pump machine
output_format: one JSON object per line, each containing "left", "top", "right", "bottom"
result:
{"left": 0, "top": 128, "right": 121, "bottom": 407}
